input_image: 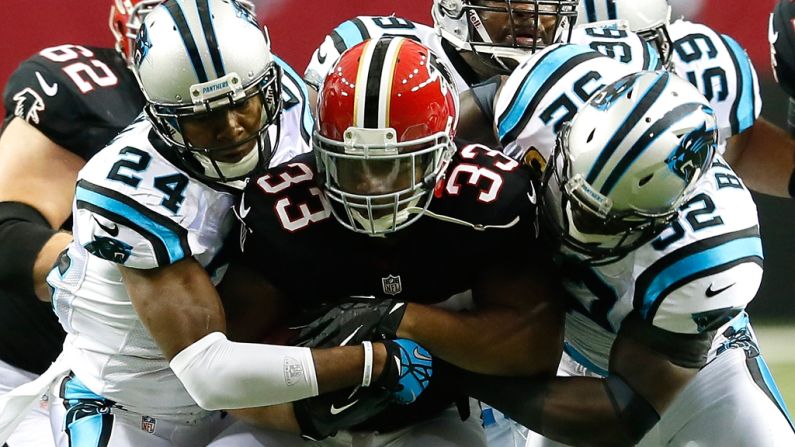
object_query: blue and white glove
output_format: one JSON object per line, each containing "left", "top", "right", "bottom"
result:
{"left": 378, "top": 339, "right": 433, "bottom": 405}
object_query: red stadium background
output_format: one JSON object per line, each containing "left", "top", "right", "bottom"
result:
{"left": 0, "top": 0, "right": 793, "bottom": 319}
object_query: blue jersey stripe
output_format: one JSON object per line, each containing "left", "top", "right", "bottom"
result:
{"left": 335, "top": 20, "right": 368, "bottom": 49}
{"left": 645, "top": 42, "right": 662, "bottom": 70}
{"left": 640, "top": 236, "right": 763, "bottom": 318}
{"left": 721, "top": 35, "right": 756, "bottom": 134}
{"left": 754, "top": 356, "right": 795, "bottom": 431}
{"left": 498, "top": 45, "right": 593, "bottom": 140}
{"left": 75, "top": 187, "right": 186, "bottom": 264}
{"left": 274, "top": 55, "right": 313, "bottom": 141}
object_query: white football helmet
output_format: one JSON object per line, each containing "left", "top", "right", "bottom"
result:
{"left": 576, "top": 0, "right": 673, "bottom": 66}
{"left": 432, "top": 0, "right": 579, "bottom": 70}
{"left": 131, "top": 0, "right": 280, "bottom": 186}
{"left": 541, "top": 71, "right": 717, "bottom": 263}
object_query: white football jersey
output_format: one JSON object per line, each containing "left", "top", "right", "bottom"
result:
{"left": 46, "top": 62, "right": 311, "bottom": 421}
{"left": 303, "top": 16, "right": 473, "bottom": 95}
{"left": 562, "top": 158, "right": 763, "bottom": 373}
{"left": 495, "top": 43, "right": 636, "bottom": 162}
{"left": 570, "top": 21, "right": 663, "bottom": 72}
{"left": 668, "top": 20, "right": 762, "bottom": 146}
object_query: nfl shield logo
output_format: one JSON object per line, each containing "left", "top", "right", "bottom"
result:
{"left": 381, "top": 275, "right": 402, "bottom": 296}
{"left": 141, "top": 415, "right": 156, "bottom": 434}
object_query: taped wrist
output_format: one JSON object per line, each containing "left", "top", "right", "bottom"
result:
{"left": 604, "top": 373, "right": 660, "bottom": 444}
{"left": 0, "top": 202, "right": 57, "bottom": 295}
{"left": 170, "top": 332, "right": 319, "bottom": 410}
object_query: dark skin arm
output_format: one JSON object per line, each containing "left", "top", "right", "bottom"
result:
{"left": 0, "top": 118, "right": 81, "bottom": 300}
{"left": 723, "top": 117, "right": 795, "bottom": 198}
{"left": 453, "top": 315, "right": 699, "bottom": 446}
{"left": 122, "top": 258, "right": 387, "bottom": 432}
{"left": 397, "top": 256, "right": 565, "bottom": 377}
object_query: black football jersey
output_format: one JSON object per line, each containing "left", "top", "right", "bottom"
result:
{"left": 234, "top": 143, "right": 538, "bottom": 306}
{"left": 2, "top": 44, "right": 144, "bottom": 160}
{"left": 0, "top": 45, "right": 143, "bottom": 374}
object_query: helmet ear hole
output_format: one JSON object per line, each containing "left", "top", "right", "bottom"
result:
{"left": 626, "top": 88, "right": 634, "bottom": 100}
{"left": 639, "top": 174, "right": 653, "bottom": 187}
{"left": 586, "top": 129, "right": 596, "bottom": 143}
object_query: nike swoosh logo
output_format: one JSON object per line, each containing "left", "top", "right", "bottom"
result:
{"left": 706, "top": 283, "right": 735, "bottom": 297}
{"left": 412, "top": 347, "right": 432, "bottom": 362}
{"left": 769, "top": 13, "right": 779, "bottom": 45}
{"left": 329, "top": 399, "right": 358, "bottom": 415}
{"left": 35, "top": 72, "right": 58, "bottom": 97}
{"left": 239, "top": 196, "right": 251, "bottom": 219}
{"left": 93, "top": 217, "right": 119, "bottom": 237}
{"left": 526, "top": 184, "right": 537, "bottom": 204}
{"left": 339, "top": 325, "right": 362, "bottom": 346}
{"left": 317, "top": 47, "right": 327, "bottom": 64}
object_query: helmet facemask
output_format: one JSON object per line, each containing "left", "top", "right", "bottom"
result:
{"left": 434, "top": 0, "right": 578, "bottom": 71}
{"left": 637, "top": 24, "right": 674, "bottom": 68}
{"left": 315, "top": 127, "right": 455, "bottom": 236}
{"left": 541, "top": 124, "right": 684, "bottom": 265}
{"left": 143, "top": 63, "right": 283, "bottom": 187}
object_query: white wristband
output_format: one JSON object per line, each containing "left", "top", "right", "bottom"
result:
{"left": 362, "top": 341, "right": 374, "bottom": 387}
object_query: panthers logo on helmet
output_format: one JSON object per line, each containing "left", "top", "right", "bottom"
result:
{"left": 84, "top": 236, "right": 133, "bottom": 264}
{"left": 591, "top": 73, "right": 638, "bottom": 111}
{"left": 134, "top": 23, "right": 152, "bottom": 67}
{"left": 666, "top": 121, "right": 716, "bottom": 183}
{"left": 231, "top": 0, "right": 259, "bottom": 29}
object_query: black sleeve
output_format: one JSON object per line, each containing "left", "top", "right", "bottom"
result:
{"left": 470, "top": 75, "right": 502, "bottom": 126}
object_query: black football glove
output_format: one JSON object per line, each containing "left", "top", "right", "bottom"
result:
{"left": 292, "top": 298, "right": 407, "bottom": 348}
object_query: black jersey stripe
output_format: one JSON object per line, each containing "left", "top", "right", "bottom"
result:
{"left": 197, "top": 0, "right": 225, "bottom": 78}
{"left": 586, "top": 72, "right": 670, "bottom": 185}
{"left": 352, "top": 18, "right": 371, "bottom": 41}
{"left": 330, "top": 30, "right": 348, "bottom": 54}
{"left": 76, "top": 180, "right": 192, "bottom": 265}
{"left": 165, "top": 1, "right": 208, "bottom": 83}
{"left": 606, "top": 0, "right": 617, "bottom": 20}
{"left": 719, "top": 33, "right": 747, "bottom": 136}
{"left": 633, "top": 225, "right": 762, "bottom": 321}
{"left": 599, "top": 102, "right": 702, "bottom": 195}
{"left": 363, "top": 38, "right": 392, "bottom": 129}
{"left": 498, "top": 49, "right": 602, "bottom": 146}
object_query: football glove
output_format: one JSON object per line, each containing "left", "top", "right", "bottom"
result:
{"left": 377, "top": 339, "right": 434, "bottom": 405}
{"left": 292, "top": 298, "right": 407, "bottom": 348}
{"left": 293, "top": 384, "right": 391, "bottom": 441}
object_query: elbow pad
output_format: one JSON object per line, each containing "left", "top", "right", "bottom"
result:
{"left": 170, "top": 332, "right": 319, "bottom": 410}
{"left": 604, "top": 373, "right": 660, "bottom": 444}
{"left": 0, "top": 201, "right": 57, "bottom": 295}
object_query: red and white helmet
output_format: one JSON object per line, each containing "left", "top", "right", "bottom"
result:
{"left": 109, "top": 0, "right": 255, "bottom": 65}
{"left": 314, "top": 37, "right": 459, "bottom": 236}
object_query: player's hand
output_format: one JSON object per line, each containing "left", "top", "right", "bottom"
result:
{"left": 292, "top": 298, "right": 407, "bottom": 348}
{"left": 293, "top": 385, "right": 391, "bottom": 441}
{"left": 376, "top": 339, "right": 433, "bottom": 405}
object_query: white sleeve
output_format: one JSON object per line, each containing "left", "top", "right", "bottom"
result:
{"left": 170, "top": 332, "right": 319, "bottom": 410}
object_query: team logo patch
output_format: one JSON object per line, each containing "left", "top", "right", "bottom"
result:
{"left": 141, "top": 415, "right": 156, "bottom": 433}
{"left": 231, "top": 0, "right": 259, "bottom": 28}
{"left": 12, "top": 88, "right": 45, "bottom": 124}
{"left": 84, "top": 236, "right": 133, "bottom": 264}
{"left": 666, "top": 121, "right": 715, "bottom": 183}
{"left": 284, "top": 356, "right": 304, "bottom": 386}
{"left": 381, "top": 275, "right": 403, "bottom": 296}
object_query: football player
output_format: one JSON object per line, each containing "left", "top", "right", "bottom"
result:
{"left": 769, "top": 0, "right": 795, "bottom": 196}
{"left": 465, "top": 72, "right": 795, "bottom": 445}
{"left": 39, "top": 2, "right": 430, "bottom": 446}
{"left": 0, "top": 1, "right": 164, "bottom": 445}
{"left": 579, "top": 0, "right": 795, "bottom": 198}
{"left": 228, "top": 36, "right": 565, "bottom": 446}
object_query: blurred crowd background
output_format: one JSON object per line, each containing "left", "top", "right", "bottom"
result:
{"left": 0, "top": 0, "right": 792, "bottom": 321}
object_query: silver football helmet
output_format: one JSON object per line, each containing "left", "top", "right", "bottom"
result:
{"left": 576, "top": 0, "right": 673, "bottom": 67}
{"left": 541, "top": 71, "right": 717, "bottom": 264}
{"left": 131, "top": 0, "right": 280, "bottom": 186}
{"left": 432, "top": 0, "right": 579, "bottom": 70}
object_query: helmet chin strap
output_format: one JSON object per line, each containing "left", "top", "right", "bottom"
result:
{"left": 349, "top": 196, "right": 423, "bottom": 236}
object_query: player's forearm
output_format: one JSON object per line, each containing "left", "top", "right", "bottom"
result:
{"left": 726, "top": 118, "right": 795, "bottom": 197}
{"left": 456, "top": 372, "right": 646, "bottom": 446}
{"left": 398, "top": 302, "right": 561, "bottom": 376}
{"left": 33, "top": 232, "right": 73, "bottom": 301}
